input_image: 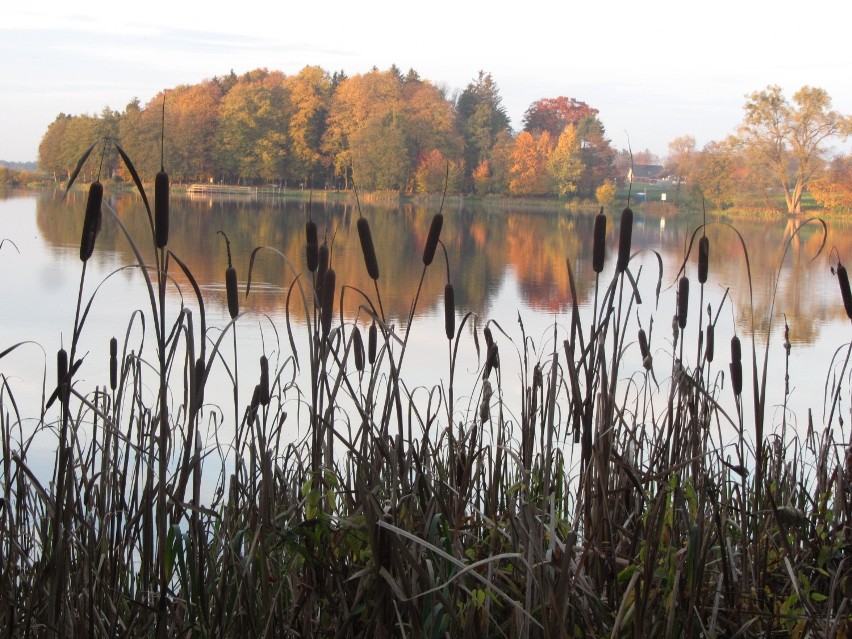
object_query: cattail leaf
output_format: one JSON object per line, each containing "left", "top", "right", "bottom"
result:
{"left": 62, "top": 141, "right": 97, "bottom": 201}
{"left": 168, "top": 251, "right": 207, "bottom": 359}
{"left": 112, "top": 140, "right": 153, "bottom": 221}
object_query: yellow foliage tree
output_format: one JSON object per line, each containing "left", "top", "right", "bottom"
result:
{"left": 547, "top": 124, "right": 584, "bottom": 197}
{"left": 509, "top": 131, "right": 552, "bottom": 196}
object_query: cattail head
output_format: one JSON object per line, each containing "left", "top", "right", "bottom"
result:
{"left": 838, "top": 263, "right": 852, "bottom": 319}
{"left": 616, "top": 206, "right": 633, "bottom": 273}
{"left": 422, "top": 213, "right": 443, "bottom": 266}
{"left": 316, "top": 242, "right": 329, "bottom": 296}
{"left": 259, "top": 355, "right": 270, "bottom": 406}
{"left": 154, "top": 171, "right": 170, "bottom": 248}
{"left": 730, "top": 335, "right": 742, "bottom": 396}
{"left": 109, "top": 337, "right": 118, "bottom": 391}
{"left": 368, "top": 322, "right": 377, "bottom": 364}
{"left": 80, "top": 181, "right": 103, "bottom": 262}
{"left": 320, "top": 268, "right": 336, "bottom": 339}
{"left": 638, "top": 328, "right": 649, "bottom": 359}
{"left": 705, "top": 323, "right": 715, "bottom": 362}
{"left": 698, "top": 236, "right": 709, "bottom": 284}
{"left": 483, "top": 326, "right": 494, "bottom": 349}
{"left": 484, "top": 343, "right": 500, "bottom": 379}
{"left": 357, "top": 217, "right": 380, "bottom": 280}
{"left": 226, "top": 266, "right": 239, "bottom": 319}
{"left": 592, "top": 208, "right": 606, "bottom": 273}
{"left": 444, "top": 282, "right": 455, "bottom": 340}
{"left": 678, "top": 276, "right": 689, "bottom": 330}
{"left": 306, "top": 220, "right": 318, "bottom": 272}
{"left": 194, "top": 357, "right": 206, "bottom": 408}
{"left": 57, "top": 347, "right": 68, "bottom": 390}
{"left": 352, "top": 326, "right": 365, "bottom": 372}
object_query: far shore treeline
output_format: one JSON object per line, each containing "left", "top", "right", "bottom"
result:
{"left": 32, "top": 66, "right": 852, "bottom": 213}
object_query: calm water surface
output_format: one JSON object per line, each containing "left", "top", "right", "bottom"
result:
{"left": 1, "top": 189, "right": 850, "bottom": 470}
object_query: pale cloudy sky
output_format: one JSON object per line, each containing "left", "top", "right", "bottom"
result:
{"left": 3, "top": 0, "right": 851, "bottom": 163}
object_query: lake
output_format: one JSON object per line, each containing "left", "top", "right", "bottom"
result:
{"left": 1, "top": 189, "right": 850, "bottom": 476}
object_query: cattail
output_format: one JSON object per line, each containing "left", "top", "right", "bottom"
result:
{"left": 259, "top": 355, "right": 270, "bottom": 406}
{"left": 698, "top": 236, "right": 709, "bottom": 284}
{"left": 321, "top": 268, "right": 336, "bottom": 338}
{"left": 592, "top": 208, "right": 606, "bottom": 273}
{"left": 248, "top": 385, "right": 261, "bottom": 422}
{"left": 678, "top": 276, "right": 689, "bottom": 330}
{"left": 838, "top": 264, "right": 852, "bottom": 319}
{"left": 57, "top": 348, "right": 69, "bottom": 403}
{"left": 305, "top": 220, "right": 318, "bottom": 272}
{"left": 368, "top": 322, "right": 377, "bottom": 364}
{"left": 352, "top": 326, "right": 365, "bottom": 372}
{"left": 444, "top": 282, "right": 455, "bottom": 340}
{"left": 357, "top": 218, "right": 380, "bottom": 280}
{"left": 484, "top": 326, "right": 494, "bottom": 349}
{"left": 226, "top": 266, "right": 239, "bottom": 319}
{"left": 730, "top": 335, "right": 742, "bottom": 396}
{"left": 422, "top": 213, "right": 443, "bottom": 266}
{"left": 616, "top": 206, "right": 633, "bottom": 273}
{"left": 638, "top": 328, "right": 649, "bottom": 359}
{"left": 109, "top": 337, "right": 118, "bottom": 391}
{"left": 705, "top": 323, "right": 715, "bottom": 362}
{"left": 316, "top": 242, "right": 329, "bottom": 296}
{"left": 484, "top": 343, "right": 500, "bottom": 378}
{"left": 80, "top": 181, "right": 103, "bottom": 262}
{"left": 154, "top": 171, "right": 169, "bottom": 248}
{"left": 194, "top": 357, "right": 206, "bottom": 408}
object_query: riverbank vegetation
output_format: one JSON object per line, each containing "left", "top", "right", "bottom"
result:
{"left": 1, "top": 142, "right": 850, "bottom": 637}
{"left": 34, "top": 68, "right": 852, "bottom": 214}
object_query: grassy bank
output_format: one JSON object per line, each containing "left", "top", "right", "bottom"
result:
{"left": 0, "top": 147, "right": 850, "bottom": 638}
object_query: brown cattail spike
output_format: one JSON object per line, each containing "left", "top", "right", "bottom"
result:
{"left": 109, "top": 337, "right": 118, "bottom": 391}
{"left": 154, "top": 171, "right": 170, "bottom": 248}
{"left": 306, "top": 221, "right": 318, "bottom": 272}
{"left": 423, "top": 213, "right": 443, "bottom": 266}
{"left": 698, "top": 236, "right": 709, "bottom": 284}
{"left": 616, "top": 207, "right": 633, "bottom": 273}
{"left": 194, "top": 357, "right": 206, "bottom": 408}
{"left": 730, "top": 335, "right": 742, "bottom": 396}
{"left": 444, "top": 282, "right": 455, "bottom": 340}
{"left": 320, "top": 268, "right": 336, "bottom": 338}
{"left": 353, "top": 327, "right": 365, "bottom": 372}
{"left": 731, "top": 335, "right": 742, "bottom": 363}
{"left": 705, "top": 323, "right": 715, "bottom": 362}
{"left": 592, "top": 208, "right": 606, "bottom": 273}
{"left": 316, "top": 242, "right": 329, "bottom": 296}
{"left": 838, "top": 264, "right": 852, "bottom": 319}
{"left": 638, "top": 328, "right": 649, "bottom": 359}
{"left": 357, "top": 218, "right": 380, "bottom": 280}
{"left": 678, "top": 276, "right": 689, "bottom": 330}
{"left": 226, "top": 267, "right": 239, "bottom": 319}
{"left": 368, "top": 322, "right": 377, "bottom": 364}
{"left": 259, "top": 355, "right": 270, "bottom": 406}
{"left": 80, "top": 181, "right": 103, "bottom": 262}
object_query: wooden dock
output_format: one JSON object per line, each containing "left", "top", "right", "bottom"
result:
{"left": 186, "top": 184, "right": 260, "bottom": 195}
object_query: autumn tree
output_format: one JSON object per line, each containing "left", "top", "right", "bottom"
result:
{"left": 509, "top": 131, "right": 552, "bottom": 196}
{"left": 414, "top": 149, "right": 462, "bottom": 194}
{"left": 456, "top": 71, "right": 511, "bottom": 190}
{"left": 284, "top": 66, "right": 332, "bottom": 187}
{"left": 38, "top": 114, "right": 72, "bottom": 181}
{"left": 522, "top": 96, "right": 597, "bottom": 138}
{"left": 575, "top": 116, "right": 616, "bottom": 198}
{"left": 809, "top": 155, "right": 852, "bottom": 211}
{"left": 166, "top": 82, "right": 223, "bottom": 182}
{"left": 692, "top": 140, "right": 737, "bottom": 209}
{"left": 738, "top": 85, "right": 851, "bottom": 213}
{"left": 665, "top": 135, "right": 697, "bottom": 202}
{"left": 547, "top": 125, "right": 583, "bottom": 197}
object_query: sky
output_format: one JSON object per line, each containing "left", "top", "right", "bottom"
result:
{"left": 3, "top": 0, "right": 851, "bottom": 163}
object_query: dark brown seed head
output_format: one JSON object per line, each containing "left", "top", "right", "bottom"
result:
{"left": 484, "top": 326, "right": 494, "bottom": 349}
{"left": 226, "top": 266, "right": 239, "bottom": 319}
{"left": 109, "top": 337, "right": 118, "bottom": 391}
{"left": 731, "top": 335, "right": 742, "bottom": 363}
{"left": 155, "top": 171, "right": 170, "bottom": 248}
{"left": 838, "top": 264, "right": 852, "bottom": 319}
{"left": 194, "top": 357, "right": 206, "bottom": 408}
{"left": 444, "top": 282, "right": 455, "bottom": 340}
{"left": 80, "top": 181, "right": 103, "bottom": 262}
{"left": 259, "top": 355, "right": 270, "bottom": 406}
{"left": 678, "top": 276, "right": 689, "bottom": 330}
{"left": 616, "top": 207, "right": 633, "bottom": 273}
{"left": 306, "top": 221, "right": 318, "bottom": 272}
{"left": 321, "top": 268, "right": 336, "bottom": 338}
{"left": 638, "top": 328, "right": 649, "bottom": 358}
{"left": 705, "top": 323, "right": 715, "bottom": 362}
{"left": 368, "top": 322, "right": 377, "bottom": 364}
{"left": 316, "top": 242, "right": 329, "bottom": 295}
{"left": 423, "top": 213, "right": 443, "bottom": 266}
{"left": 353, "top": 326, "right": 365, "bottom": 372}
{"left": 592, "top": 208, "right": 606, "bottom": 273}
{"left": 57, "top": 348, "right": 69, "bottom": 405}
{"left": 698, "top": 236, "right": 709, "bottom": 284}
{"left": 484, "top": 343, "right": 500, "bottom": 378}
{"left": 357, "top": 217, "right": 380, "bottom": 280}
{"left": 730, "top": 359, "right": 743, "bottom": 396}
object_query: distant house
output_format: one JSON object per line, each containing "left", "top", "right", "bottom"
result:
{"left": 627, "top": 164, "right": 664, "bottom": 183}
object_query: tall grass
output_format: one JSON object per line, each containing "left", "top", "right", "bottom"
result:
{"left": 0, "top": 143, "right": 850, "bottom": 638}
